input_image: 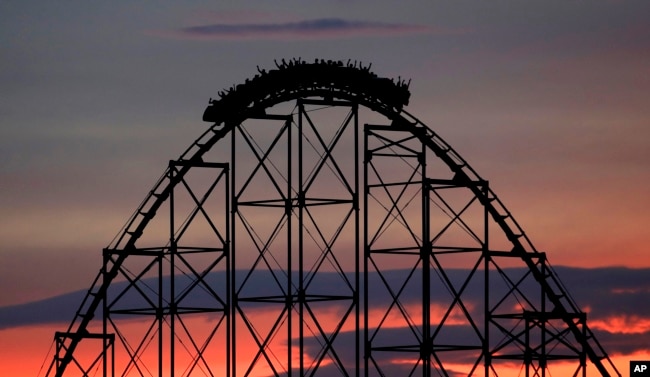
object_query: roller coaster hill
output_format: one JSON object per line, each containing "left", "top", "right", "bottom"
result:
{"left": 44, "top": 59, "right": 621, "bottom": 377}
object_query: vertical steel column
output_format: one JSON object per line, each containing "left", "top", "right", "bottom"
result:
{"left": 288, "top": 113, "right": 294, "bottom": 377}
{"left": 354, "top": 103, "right": 361, "bottom": 377}
{"left": 158, "top": 238, "right": 164, "bottom": 377}
{"left": 483, "top": 183, "right": 490, "bottom": 377}
{"left": 363, "top": 124, "right": 369, "bottom": 377}
{"left": 421, "top": 148, "right": 431, "bottom": 377}
{"left": 298, "top": 101, "right": 305, "bottom": 377}
{"left": 525, "top": 317, "right": 531, "bottom": 377}
{"left": 167, "top": 164, "right": 174, "bottom": 377}
{"left": 102, "top": 248, "right": 110, "bottom": 377}
{"left": 225, "top": 156, "right": 232, "bottom": 377}
{"left": 581, "top": 315, "right": 587, "bottom": 377}
{"left": 230, "top": 124, "right": 237, "bottom": 377}
{"left": 110, "top": 335, "right": 114, "bottom": 377}
{"left": 540, "top": 255, "right": 547, "bottom": 377}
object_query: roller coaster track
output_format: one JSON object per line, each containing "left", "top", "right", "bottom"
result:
{"left": 48, "top": 59, "right": 620, "bottom": 377}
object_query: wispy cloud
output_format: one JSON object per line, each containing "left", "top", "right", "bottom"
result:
{"left": 157, "top": 18, "right": 447, "bottom": 41}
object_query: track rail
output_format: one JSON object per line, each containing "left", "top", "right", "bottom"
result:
{"left": 49, "top": 59, "right": 619, "bottom": 377}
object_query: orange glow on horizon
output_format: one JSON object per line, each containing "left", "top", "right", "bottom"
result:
{"left": 589, "top": 314, "right": 650, "bottom": 334}
{"left": 0, "top": 325, "right": 59, "bottom": 377}
{"left": 0, "top": 320, "right": 643, "bottom": 377}
{"left": 367, "top": 301, "right": 478, "bottom": 331}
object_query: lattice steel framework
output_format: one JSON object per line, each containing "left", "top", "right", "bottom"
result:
{"left": 46, "top": 59, "right": 620, "bottom": 377}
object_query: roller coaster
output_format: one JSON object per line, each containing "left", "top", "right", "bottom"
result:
{"left": 45, "top": 59, "right": 620, "bottom": 376}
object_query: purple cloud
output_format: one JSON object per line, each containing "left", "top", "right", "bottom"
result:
{"left": 170, "top": 18, "right": 438, "bottom": 40}
{"left": 4, "top": 267, "right": 649, "bottom": 358}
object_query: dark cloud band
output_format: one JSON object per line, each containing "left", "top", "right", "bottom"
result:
{"left": 3, "top": 266, "right": 649, "bottom": 356}
{"left": 177, "top": 18, "right": 432, "bottom": 40}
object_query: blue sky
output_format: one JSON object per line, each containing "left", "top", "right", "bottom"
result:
{"left": 1, "top": 1, "right": 649, "bottom": 375}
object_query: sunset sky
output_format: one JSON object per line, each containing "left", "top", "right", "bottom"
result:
{"left": 1, "top": 1, "right": 649, "bottom": 376}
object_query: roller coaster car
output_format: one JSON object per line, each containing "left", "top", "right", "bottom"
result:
{"left": 202, "top": 59, "right": 410, "bottom": 124}
{"left": 202, "top": 101, "right": 221, "bottom": 123}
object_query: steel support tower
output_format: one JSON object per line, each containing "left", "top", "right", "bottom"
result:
{"left": 45, "top": 59, "right": 620, "bottom": 377}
